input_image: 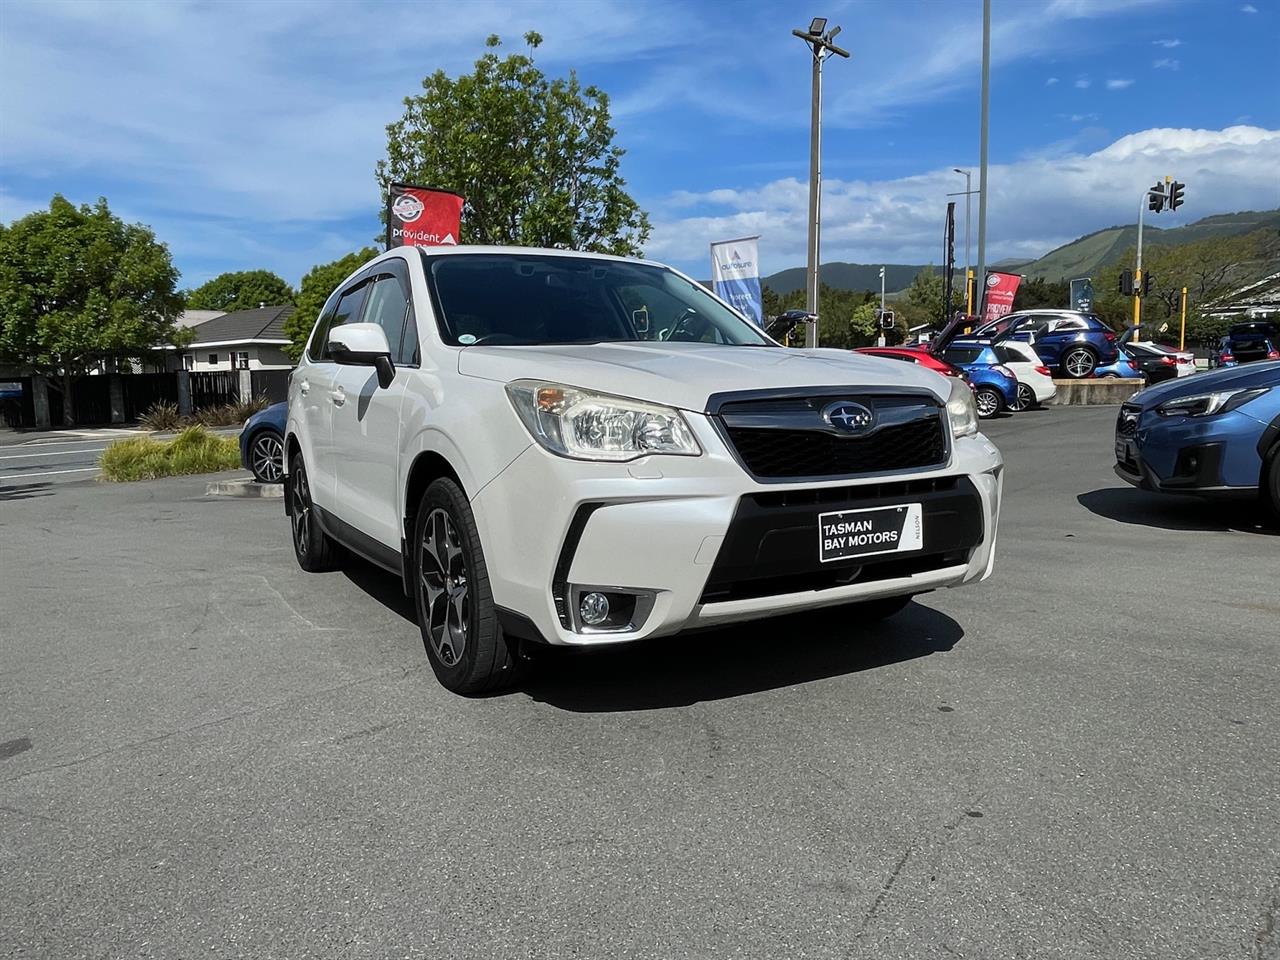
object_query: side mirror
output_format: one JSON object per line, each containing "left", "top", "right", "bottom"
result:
{"left": 328, "top": 323, "right": 395, "bottom": 388}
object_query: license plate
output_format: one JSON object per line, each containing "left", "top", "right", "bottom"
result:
{"left": 818, "top": 503, "right": 924, "bottom": 563}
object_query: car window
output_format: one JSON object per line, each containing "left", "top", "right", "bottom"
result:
{"left": 994, "top": 345, "right": 1023, "bottom": 364}
{"left": 943, "top": 346, "right": 983, "bottom": 364}
{"left": 318, "top": 279, "right": 370, "bottom": 361}
{"left": 1051, "top": 318, "right": 1087, "bottom": 332}
{"left": 363, "top": 273, "right": 415, "bottom": 365}
{"left": 306, "top": 289, "right": 342, "bottom": 363}
{"left": 421, "top": 252, "right": 771, "bottom": 347}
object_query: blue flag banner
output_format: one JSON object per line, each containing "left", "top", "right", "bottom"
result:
{"left": 710, "top": 236, "right": 763, "bottom": 326}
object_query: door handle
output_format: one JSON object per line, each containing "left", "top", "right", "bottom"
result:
{"left": 298, "top": 379, "right": 309, "bottom": 396}
{"left": 329, "top": 388, "right": 346, "bottom": 407}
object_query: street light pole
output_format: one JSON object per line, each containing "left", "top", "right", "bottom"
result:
{"left": 954, "top": 168, "right": 972, "bottom": 312}
{"left": 879, "top": 266, "right": 886, "bottom": 348}
{"left": 975, "top": 0, "right": 990, "bottom": 314}
{"left": 793, "top": 17, "right": 850, "bottom": 348}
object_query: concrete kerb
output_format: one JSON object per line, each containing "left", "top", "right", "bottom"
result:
{"left": 206, "top": 478, "right": 284, "bottom": 499}
{"left": 1048, "top": 378, "right": 1143, "bottom": 406}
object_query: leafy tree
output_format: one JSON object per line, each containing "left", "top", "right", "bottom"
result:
{"left": 761, "top": 282, "right": 883, "bottom": 348}
{"left": 0, "top": 195, "right": 183, "bottom": 425}
{"left": 186, "top": 269, "right": 295, "bottom": 312}
{"left": 1012, "top": 277, "right": 1070, "bottom": 311}
{"left": 377, "top": 33, "right": 650, "bottom": 255}
{"left": 282, "top": 248, "right": 380, "bottom": 360}
{"left": 897, "top": 267, "right": 961, "bottom": 332}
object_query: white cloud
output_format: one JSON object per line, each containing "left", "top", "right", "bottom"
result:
{"left": 1153, "top": 58, "right": 1181, "bottom": 70}
{"left": 1075, "top": 77, "right": 1092, "bottom": 88}
{"left": 1242, "top": 4, "right": 1258, "bottom": 12}
{"left": 1152, "top": 38, "right": 1184, "bottom": 48}
{"left": 1107, "top": 78, "right": 1135, "bottom": 89}
{"left": 645, "top": 127, "right": 1280, "bottom": 272}
{"left": 1046, "top": 76, "right": 1060, "bottom": 85}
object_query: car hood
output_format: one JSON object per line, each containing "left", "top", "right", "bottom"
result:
{"left": 457, "top": 342, "right": 948, "bottom": 411}
{"left": 1128, "top": 359, "right": 1280, "bottom": 410}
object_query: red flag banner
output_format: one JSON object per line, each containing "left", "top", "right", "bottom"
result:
{"left": 386, "top": 184, "right": 465, "bottom": 248}
{"left": 982, "top": 271, "right": 1022, "bottom": 324}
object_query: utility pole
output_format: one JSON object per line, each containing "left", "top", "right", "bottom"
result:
{"left": 878, "top": 266, "right": 886, "bottom": 347}
{"left": 975, "top": 0, "right": 990, "bottom": 314}
{"left": 793, "top": 17, "right": 850, "bottom": 348}
{"left": 1179, "top": 286, "right": 1188, "bottom": 352}
{"left": 953, "top": 169, "right": 972, "bottom": 311}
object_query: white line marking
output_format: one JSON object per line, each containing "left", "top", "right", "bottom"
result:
{"left": 0, "top": 449, "right": 107, "bottom": 460}
{"left": 0, "top": 467, "right": 99, "bottom": 480}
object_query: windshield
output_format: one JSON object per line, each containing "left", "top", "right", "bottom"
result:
{"left": 420, "top": 252, "right": 773, "bottom": 347}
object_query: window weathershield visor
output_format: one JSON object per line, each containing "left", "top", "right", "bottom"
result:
{"left": 506, "top": 381, "right": 701, "bottom": 461}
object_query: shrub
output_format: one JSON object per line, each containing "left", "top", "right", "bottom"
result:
{"left": 193, "top": 395, "right": 270, "bottom": 427}
{"left": 100, "top": 425, "right": 241, "bottom": 482}
{"left": 139, "top": 401, "right": 185, "bottom": 431}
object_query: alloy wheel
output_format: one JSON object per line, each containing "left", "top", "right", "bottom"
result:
{"left": 419, "top": 508, "right": 469, "bottom": 667}
{"left": 975, "top": 389, "right": 1000, "bottom": 418}
{"left": 250, "top": 432, "right": 284, "bottom": 483}
{"left": 291, "top": 463, "right": 311, "bottom": 557}
{"left": 1064, "top": 348, "right": 1096, "bottom": 378}
{"left": 1010, "top": 382, "right": 1034, "bottom": 412}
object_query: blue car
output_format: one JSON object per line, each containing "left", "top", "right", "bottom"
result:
{"left": 1114, "top": 360, "right": 1280, "bottom": 522}
{"left": 1209, "top": 322, "right": 1280, "bottom": 368}
{"left": 239, "top": 401, "right": 287, "bottom": 483}
{"left": 937, "top": 342, "right": 1020, "bottom": 418}
{"left": 972, "top": 309, "right": 1120, "bottom": 378}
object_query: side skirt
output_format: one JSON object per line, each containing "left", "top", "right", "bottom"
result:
{"left": 311, "top": 503, "right": 404, "bottom": 577}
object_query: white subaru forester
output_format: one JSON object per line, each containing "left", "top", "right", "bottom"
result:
{"left": 284, "top": 247, "right": 1003, "bottom": 694}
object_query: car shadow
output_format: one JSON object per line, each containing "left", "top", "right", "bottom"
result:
{"left": 0, "top": 481, "right": 54, "bottom": 501}
{"left": 1078, "top": 487, "right": 1278, "bottom": 536}
{"left": 520, "top": 601, "right": 965, "bottom": 712}
{"left": 342, "top": 556, "right": 418, "bottom": 622}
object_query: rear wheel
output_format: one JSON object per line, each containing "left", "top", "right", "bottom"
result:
{"left": 1262, "top": 442, "right": 1280, "bottom": 527}
{"left": 1062, "top": 347, "right": 1098, "bottom": 379}
{"left": 289, "top": 452, "right": 342, "bottom": 572}
{"left": 1009, "top": 382, "right": 1036, "bottom": 412}
{"left": 248, "top": 429, "right": 283, "bottom": 483}
{"left": 413, "top": 478, "right": 519, "bottom": 695}
{"left": 974, "top": 387, "right": 1002, "bottom": 419}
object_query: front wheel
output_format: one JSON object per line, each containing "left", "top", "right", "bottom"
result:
{"left": 413, "top": 478, "right": 519, "bottom": 695}
{"left": 1062, "top": 347, "right": 1098, "bottom": 379}
{"left": 974, "top": 387, "right": 1002, "bottom": 419}
{"left": 1009, "top": 382, "right": 1036, "bottom": 412}
{"left": 1262, "top": 442, "right": 1280, "bottom": 528}
{"left": 852, "top": 595, "right": 913, "bottom": 622}
{"left": 248, "top": 429, "right": 284, "bottom": 483}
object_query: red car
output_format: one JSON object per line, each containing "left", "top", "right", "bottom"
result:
{"left": 855, "top": 346, "right": 968, "bottom": 380}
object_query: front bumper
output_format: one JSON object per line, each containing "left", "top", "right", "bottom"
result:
{"left": 1114, "top": 406, "right": 1261, "bottom": 497}
{"left": 473, "top": 417, "right": 1004, "bottom": 646}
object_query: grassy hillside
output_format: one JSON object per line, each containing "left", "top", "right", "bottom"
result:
{"left": 762, "top": 263, "right": 940, "bottom": 295}
{"left": 1023, "top": 209, "right": 1280, "bottom": 281}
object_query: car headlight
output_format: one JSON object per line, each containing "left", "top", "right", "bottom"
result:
{"left": 506, "top": 380, "right": 701, "bottom": 461}
{"left": 946, "top": 376, "right": 979, "bottom": 438}
{"left": 1156, "top": 386, "right": 1270, "bottom": 418}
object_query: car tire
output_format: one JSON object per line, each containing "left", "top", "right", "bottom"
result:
{"left": 1009, "top": 382, "right": 1036, "bottom": 412}
{"left": 289, "top": 451, "right": 343, "bottom": 572}
{"left": 974, "top": 387, "right": 1003, "bottom": 419}
{"left": 1262, "top": 442, "right": 1280, "bottom": 527}
{"left": 852, "top": 595, "right": 913, "bottom": 622}
{"left": 412, "top": 477, "right": 519, "bottom": 696}
{"left": 248, "top": 429, "right": 284, "bottom": 484}
{"left": 1062, "top": 347, "right": 1098, "bottom": 379}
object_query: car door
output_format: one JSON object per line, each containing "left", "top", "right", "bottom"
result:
{"left": 305, "top": 272, "right": 372, "bottom": 511}
{"left": 331, "top": 257, "right": 417, "bottom": 549}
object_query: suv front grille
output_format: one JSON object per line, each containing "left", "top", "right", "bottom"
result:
{"left": 1117, "top": 403, "right": 1140, "bottom": 439}
{"left": 713, "top": 392, "right": 948, "bottom": 480}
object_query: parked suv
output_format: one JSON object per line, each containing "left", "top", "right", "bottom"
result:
{"left": 1210, "top": 322, "right": 1280, "bottom": 368}
{"left": 972, "top": 309, "right": 1120, "bottom": 378}
{"left": 284, "top": 248, "right": 1004, "bottom": 694}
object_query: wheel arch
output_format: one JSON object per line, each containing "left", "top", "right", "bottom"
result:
{"left": 401, "top": 449, "right": 466, "bottom": 596}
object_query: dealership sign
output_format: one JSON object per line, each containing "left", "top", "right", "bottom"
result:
{"left": 982, "top": 271, "right": 1023, "bottom": 323}
{"left": 710, "top": 236, "right": 763, "bottom": 326}
{"left": 386, "top": 183, "right": 465, "bottom": 248}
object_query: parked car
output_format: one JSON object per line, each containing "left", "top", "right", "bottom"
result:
{"left": 283, "top": 246, "right": 1004, "bottom": 694}
{"left": 1210, "top": 323, "right": 1280, "bottom": 368}
{"left": 971, "top": 310, "right": 1120, "bottom": 378}
{"left": 854, "top": 346, "right": 968, "bottom": 380}
{"left": 1119, "top": 342, "right": 1182, "bottom": 385}
{"left": 986, "top": 340, "right": 1056, "bottom": 411}
{"left": 1094, "top": 353, "right": 1143, "bottom": 380}
{"left": 1115, "top": 360, "right": 1280, "bottom": 522}
{"left": 1140, "top": 341, "right": 1197, "bottom": 377}
{"left": 240, "top": 401, "right": 286, "bottom": 483}
{"left": 937, "top": 342, "right": 1022, "bottom": 418}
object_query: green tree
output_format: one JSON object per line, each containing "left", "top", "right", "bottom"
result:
{"left": 897, "top": 267, "right": 960, "bottom": 332}
{"left": 1012, "top": 277, "right": 1070, "bottom": 311}
{"left": 186, "top": 269, "right": 295, "bottom": 312}
{"left": 377, "top": 33, "right": 650, "bottom": 255}
{"left": 0, "top": 195, "right": 184, "bottom": 425}
{"left": 282, "top": 248, "right": 380, "bottom": 360}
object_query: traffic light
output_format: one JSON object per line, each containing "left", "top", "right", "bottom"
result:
{"left": 1142, "top": 272, "right": 1153, "bottom": 296}
{"left": 1120, "top": 270, "right": 1134, "bottom": 296}
{"left": 879, "top": 309, "right": 896, "bottom": 330}
{"left": 1167, "top": 180, "right": 1185, "bottom": 211}
{"left": 1147, "top": 182, "right": 1166, "bottom": 212}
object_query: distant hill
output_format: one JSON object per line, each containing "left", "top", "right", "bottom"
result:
{"left": 1022, "top": 209, "right": 1280, "bottom": 281}
{"left": 763, "top": 263, "right": 939, "bottom": 295}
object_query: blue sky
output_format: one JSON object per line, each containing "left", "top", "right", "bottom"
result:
{"left": 2, "top": 0, "right": 1278, "bottom": 290}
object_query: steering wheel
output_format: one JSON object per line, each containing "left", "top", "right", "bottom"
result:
{"left": 663, "top": 308, "right": 700, "bottom": 342}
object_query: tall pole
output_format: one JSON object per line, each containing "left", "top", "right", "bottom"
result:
{"left": 975, "top": 0, "right": 990, "bottom": 315}
{"left": 805, "top": 51, "right": 823, "bottom": 348}
{"left": 1179, "top": 286, "right": 1188, "bottom": 352}
{"left": 878, "top": 266, "right": 886, "bottom": 348}
{"left": 1134, "top": 192, "right": 1147, "bottom": 335}
{"left": 954, "top": 169, "right": 971, "bottom": 303}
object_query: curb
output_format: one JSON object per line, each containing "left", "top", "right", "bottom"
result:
{"left": 206, "top": 478, "right": 284, "bottom": 499}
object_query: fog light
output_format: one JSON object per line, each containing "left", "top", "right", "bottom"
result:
{"left": 579, "top": 592, "right": 610, "bottom": 626}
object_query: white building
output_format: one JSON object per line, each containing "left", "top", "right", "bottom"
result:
{"left": 177, "top": 305, "right": 295, "bottom": 371}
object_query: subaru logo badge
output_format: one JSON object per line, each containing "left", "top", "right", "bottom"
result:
{"left": 822, "top": 401, "right": 876, "bottom": 436}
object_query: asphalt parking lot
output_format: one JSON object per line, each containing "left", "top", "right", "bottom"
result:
{"left": 2, "top": 406, "right": 1277, "bottom": 960}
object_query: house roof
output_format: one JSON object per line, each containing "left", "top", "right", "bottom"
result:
{"left": 187, "top": 305, "right": 295, "bottom": 346}
{"left": 177, "top": 309, "right": 226, "bottom": 329}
